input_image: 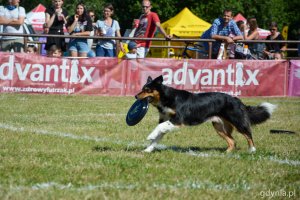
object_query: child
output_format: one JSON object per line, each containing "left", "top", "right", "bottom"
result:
{"left": 124, "top": 41, "right": 137, "bottom": 59}
{"left": 124, "top": 41, "right": 139, "bottom": 92}
{"left": 26, "top": 45, "right": 38, "bottom": 54}
{"left": 47, "top": 44, "right": 62, "bottom": 57}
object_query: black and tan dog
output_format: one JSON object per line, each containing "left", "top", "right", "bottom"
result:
{"left": 136, "top": 75, "right": 276, "bottom": 153}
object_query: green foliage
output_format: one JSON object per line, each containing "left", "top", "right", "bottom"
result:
{"left": 0, "top": 0, "right": 298, "bottom": 35}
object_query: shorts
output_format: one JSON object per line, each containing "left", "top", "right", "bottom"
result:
{"left": 96, "top": 45, "right": 116, "bottom": 57}
{"left": 136, "top": 46, "right": 149, "bottom": 58}
{"left": 68, "top": 39, "right": 89, "bottom": 53}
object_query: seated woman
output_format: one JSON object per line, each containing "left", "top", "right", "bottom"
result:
{"left": 263, "top": 22, "right": 286, "bottom": 59}
{"left": 243, "top": 18, "right": 265, "bottom": 59}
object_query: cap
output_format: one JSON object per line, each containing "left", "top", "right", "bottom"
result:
{"left": 128, "top": 41, "right": 137, "bottom": 50}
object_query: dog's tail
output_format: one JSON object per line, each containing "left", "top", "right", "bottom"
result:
{"left": 246, "top": 102, "right": 277, "bottom": 125}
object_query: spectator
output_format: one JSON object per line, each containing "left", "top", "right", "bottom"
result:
{"left": 66, "top": 2, "right": 93, "bottom": 57}
{"left": 95, "top": 3, "right": 125, "bottom": 57}
{"left": 243, "top": 18, "right": 265, "bottom": 59}
{"left": 133, "top": 0, "right": 171, "bottom": 58}
{"left": 124, "top": 41, "right": 139, "bottom": 92}
{"left": 298, "top": 28, "right": 300, "bottom": 57}
{"left": 200, "top": 9, "right": 243, "bottom": 59}
{"left": 0, "top": 0, "right": 26, "bottom": 52}
{"left": 47, "top": 44, "right": 62, "bottom": 57}
{"left": 236, "top": 20, "right": 245, "bottom": 35}
{"left": 124, "top": 41, "right": 137, "bottom": 59}
{"left": 263, "top": 22, "right": 287, "bottom": 60}
{"left": 228, "top": 20, "right": 245, "bottom": 59}
{"left": 87, "top": 9, "right": 96, "bottom": 51}
{"left": 26, "top": 45, "right": 38, "bottom": 54}
{"left": 43, "top": 21, "right": 49, "bottom": 34}
{"left": 45, "top": 0, "right": 68, "bottom": 53}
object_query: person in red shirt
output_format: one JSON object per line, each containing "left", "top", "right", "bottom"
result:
{"left": 134, "top": 0, "right": 171, "bottom": 58}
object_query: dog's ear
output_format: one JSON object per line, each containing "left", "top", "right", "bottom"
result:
{"left": 154, "top": 75, "right": 163, "bottom": 85}
{"left": 147, "top": 76, "right": 152, "bottom": 83}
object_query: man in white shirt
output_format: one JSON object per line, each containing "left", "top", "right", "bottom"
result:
{"left": 0, "top": 0, "right": 26, "bottom": 52}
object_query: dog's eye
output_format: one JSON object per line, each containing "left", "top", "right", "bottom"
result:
{"left": 144, "top": 88, "right": 152, "bottom": 93}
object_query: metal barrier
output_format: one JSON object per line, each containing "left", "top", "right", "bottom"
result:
{"left": 0, "top": 32, "right": 299, "bottom": 59}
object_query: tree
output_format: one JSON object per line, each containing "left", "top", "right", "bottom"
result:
{"left": 1, "top": 0, "right": 297, "bottom": 38}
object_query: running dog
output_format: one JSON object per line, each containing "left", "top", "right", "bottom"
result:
{"left": 135, "top": 75, "right": 276, "bottom": 153}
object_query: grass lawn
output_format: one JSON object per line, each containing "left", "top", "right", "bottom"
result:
{"left": 0, "top": 94, "right": 299, "bottom": 199}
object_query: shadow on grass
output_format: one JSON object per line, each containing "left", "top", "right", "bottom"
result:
{"left": 160, "top": 146, "right": 227, "bottom": 153}
{"left": 92, "top": 145, "right": 228, "bottom": 153}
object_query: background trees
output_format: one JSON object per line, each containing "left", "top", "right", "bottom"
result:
{"left": 1, "top": 0, "right": 299, "bottom": 40}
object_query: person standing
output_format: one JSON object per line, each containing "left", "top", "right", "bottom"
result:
{"left": 0, "top": 0, "right": 26, "bottom": 52}
{"left": 87, "top": 9, "right": 96, "bottom": 51}
{"left": 200, "top": 9, "right": 243, "bottom": 59}
{"left": 66, "top": 2, "right": 93, "bottom": 57}
{"left": 44, "top": 0, "right": 68, "bottom": 53}
{"left": 95, "top": 3, "right": 125, "bottom": 57}
{"left": 133, "top": 0, "right": 171, "bottom": 58}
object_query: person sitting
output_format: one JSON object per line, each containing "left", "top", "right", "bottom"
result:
{"left": 200, "top": 9, "right": 243, "bottom": 59}
{"left": 228, "top": 20, "right": 245, "bottom": 59}
{"left": 243, "top": 17, "right": 265, "bottom": 59}
{"left": 263, "top": 22, "right": 286, "bottom": 60}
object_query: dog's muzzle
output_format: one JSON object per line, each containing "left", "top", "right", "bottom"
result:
{"left": 135, "top": 93, "right": 153, "bottom": 103}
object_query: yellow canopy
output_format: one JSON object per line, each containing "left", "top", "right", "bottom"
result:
{"left": 161, "top": 7, "right": 211, "bottom": 37}
{"left": 150, "top": 8, "right": 211, "bottom": 58}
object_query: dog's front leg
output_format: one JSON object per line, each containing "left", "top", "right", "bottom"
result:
{"left": 144, "top": 121, "right": 177, "bottom": 153}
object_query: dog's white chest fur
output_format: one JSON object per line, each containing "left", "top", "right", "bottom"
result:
{"left": 157, "top": 104, "right": 176, "bottom": 121}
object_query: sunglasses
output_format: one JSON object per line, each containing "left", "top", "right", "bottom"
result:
{"left": 142, "top": 6, "right": 150, "bottom": 9}
{"left": 270, "top": 28, "right": 276, "bottom": 31}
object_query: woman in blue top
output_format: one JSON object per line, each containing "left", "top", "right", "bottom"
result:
{"left": 66, "top": 2, "right": 93, "bottom": 57}
{"left": 95, "top": 3, "right": 125, "bottom": 57}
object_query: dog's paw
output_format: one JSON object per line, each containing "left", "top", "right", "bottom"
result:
{"left": 248, "top": 146, "right": 256, "bottom": 153}
{"left": 143, "top": 145, "right": 155, "bottom": 153}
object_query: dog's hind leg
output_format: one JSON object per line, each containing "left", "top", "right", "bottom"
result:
{"left": 240, "top": 131, "right": 256, "bottom": 153}
{"left": 144, "top": 121, "right": 178, "bottom": 153}
{"left": 234, "top": 122, "right": 256, "bottom": 153}
{"left": 221, "top": 110, "right": 256, "bottom": 153}
{"left": 211, "top": 117, "right": 235, "bottom": 153}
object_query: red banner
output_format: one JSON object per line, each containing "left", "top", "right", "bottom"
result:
{"left": 0, "top": 52, "right": 288, "bottom": 97}
{"left": 288, "top": 60, "right": 300, "bottom": 96}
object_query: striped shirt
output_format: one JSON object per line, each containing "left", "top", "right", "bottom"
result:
{"left": 201, "top": 18, "right": 242, "bottom": 54}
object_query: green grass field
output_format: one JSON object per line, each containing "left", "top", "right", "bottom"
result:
{"left": 0, "top": 94, "right": 299, "bottom": 199}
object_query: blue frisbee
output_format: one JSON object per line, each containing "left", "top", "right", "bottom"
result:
{"left": 126, "top": 98, "right": 149, "bottom": 126}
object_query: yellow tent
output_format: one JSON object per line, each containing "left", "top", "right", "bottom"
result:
{"left": 150, "top": 7, "right": 211, "bottom": 58}
{"left": 162, "top": 7, "right": 211, "bottom": 37}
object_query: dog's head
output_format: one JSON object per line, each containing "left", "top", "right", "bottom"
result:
{"left": 135, "top": 75, "right": 163, "bottom": 105}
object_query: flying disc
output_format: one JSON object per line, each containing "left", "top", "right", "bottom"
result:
{"left": 126, "top": 98, "right": 149, "bottom": 126}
